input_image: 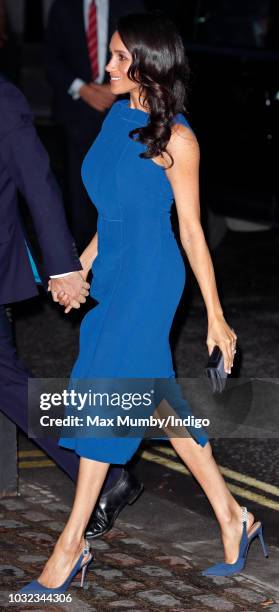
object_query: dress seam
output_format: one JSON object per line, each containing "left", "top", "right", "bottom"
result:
{"left": 99, "top": 216, "right": 123, "bottom": 222}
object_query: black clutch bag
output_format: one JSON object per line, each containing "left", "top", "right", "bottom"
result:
{"left": 205, "top": 345, "right": 227, "bottom": 393}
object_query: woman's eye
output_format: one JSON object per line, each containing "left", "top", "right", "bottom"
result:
{"left": 108, "top": 52, "right": 127, "bottom": 62}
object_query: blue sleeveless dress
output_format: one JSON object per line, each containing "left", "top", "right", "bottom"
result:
{"left": 59, "top": 99, "right": 208, "bottom": 463}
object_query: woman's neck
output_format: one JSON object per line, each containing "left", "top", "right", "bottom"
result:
{"left": 129, "top": 92, "right": 149, "bottom": 113}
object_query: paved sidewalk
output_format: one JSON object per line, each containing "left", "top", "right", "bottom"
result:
{"left": 0, "top": 477, "right": 278, "bottom": 611}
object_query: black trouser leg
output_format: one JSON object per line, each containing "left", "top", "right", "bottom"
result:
{"left": 0, "top": 302, "right": 79, "bottom": 479}
{"left": 0, "top": 305, "right": 124, "bottom": 488}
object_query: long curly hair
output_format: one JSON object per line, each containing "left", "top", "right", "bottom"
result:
{"left": 117, "top": 12, "right": 190, "bottom": 168}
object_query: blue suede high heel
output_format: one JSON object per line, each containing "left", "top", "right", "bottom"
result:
{"left": 19, "top": 540, "right": 93, "bottom": 594}
{"left": 202, "top": 506, "right": 268, "bottom": 577}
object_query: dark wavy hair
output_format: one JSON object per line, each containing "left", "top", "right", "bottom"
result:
{"left": 116, "top": 12, "right": 190, "bottom": 168}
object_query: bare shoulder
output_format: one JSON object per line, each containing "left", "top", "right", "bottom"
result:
{"left": 153, "top": 122, "right": 199, "bottom": 171}
{"left": 150, "top": 116, "right": 200, "bottom": 171}
{"left": 168, "top": 122, "right": 199, "bottom": 160}
{"left": 166, "top": 123, "right": 200, "bottom": 175}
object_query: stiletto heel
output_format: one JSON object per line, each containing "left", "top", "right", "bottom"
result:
{"left": 257, "top": 525, "right": 269, "bottom": 558}
{"left": 202, "top": 506, "right": 269, "bottom": 577}
{"left": 80, "top": 562, "right": 88, "bottom": 588}
{"left": 18, "top": 540, "right": 93, "bottom": 594}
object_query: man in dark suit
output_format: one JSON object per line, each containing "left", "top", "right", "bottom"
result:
{"left": 45, "top": 0, "right": 146, "bottom": 253}
{"left": 0, "top": 75, "right": 91, "bottom": 480}
{"left": 45, "top": 0, "right": 146, "bottom": 537}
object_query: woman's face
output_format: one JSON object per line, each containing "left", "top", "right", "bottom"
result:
{"left": 105, "top": 31, "right": 139, "bottom": 96}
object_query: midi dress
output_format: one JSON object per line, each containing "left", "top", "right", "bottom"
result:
{"left": 59, "top": 99, "right": 209, "bottom": 463}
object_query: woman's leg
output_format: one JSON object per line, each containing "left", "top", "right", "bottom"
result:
{"left": 37, "top": 457, "right": 109, "bottom": 588}
{"left": 169, "top": 438, "right": 254, "bottom": 563}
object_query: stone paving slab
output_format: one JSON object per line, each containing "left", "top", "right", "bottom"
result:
{"left": 0, "top": 479, "right": 278, "bottom": 612}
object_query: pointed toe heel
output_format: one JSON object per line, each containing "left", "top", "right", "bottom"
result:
{"left": 18, "top": 540, "right": 93, "bottom": 595}
{"left": 202, "top": 506, "right": 269, "bottom": 577}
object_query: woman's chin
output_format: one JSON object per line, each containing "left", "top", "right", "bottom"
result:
{"left": 109, "top": 82, "right": 128, "bottom": 95}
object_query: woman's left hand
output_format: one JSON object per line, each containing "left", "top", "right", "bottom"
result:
{"left": 207, "top": 314, "right": 237, "bottom": 374}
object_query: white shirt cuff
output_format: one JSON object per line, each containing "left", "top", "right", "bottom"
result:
{"left": 50, "top": 272, "right": 75, "bottom": 278}
{"left": 68, "top": 78, "right": 86, "bottom": 100}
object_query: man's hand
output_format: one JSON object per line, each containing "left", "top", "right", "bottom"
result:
{"left": 48, "top": 272, "right": 90, "bottom": 313}
{"left": 79, "top": 82, "right": 116, "bottom": 112}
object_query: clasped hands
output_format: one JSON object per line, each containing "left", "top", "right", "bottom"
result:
{"left": 48, "top": 271, "right": 90, "bottom": 314}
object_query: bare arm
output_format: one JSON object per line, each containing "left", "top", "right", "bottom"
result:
{"left": 163, "top": 124, "right": 237, "bottom": 373}
{"left": 79, "top": 232, "right": 98, "bottom": 279}
{"left": 59, "top": 233, "right": 98, "bottom": 314}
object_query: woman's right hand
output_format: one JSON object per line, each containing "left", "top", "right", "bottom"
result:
{"left": 63, "top": 259, "right": 91, "bottom": 314}
{"left": 80, "top": 267, "right": 90, "bottom": 282}
{"left": 62, "top": 237, "right": 97, "bottom": 313}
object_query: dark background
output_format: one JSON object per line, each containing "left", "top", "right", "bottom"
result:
{"left": 1, "top": 0, "right": 279, "bottom": 546}
{"left": 1, "top": 0, "right": 278, "bottom": 235}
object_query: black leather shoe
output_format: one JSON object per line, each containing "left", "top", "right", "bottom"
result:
{"left": 85, "top": 469, "right": 144, "bottom": 539}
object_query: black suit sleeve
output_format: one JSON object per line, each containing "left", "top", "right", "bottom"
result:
{"left": 45, "top": 0, "right": 78, "bottom": 96}
{"left": 0, "top": 83, "right": 81, "bottom": 276}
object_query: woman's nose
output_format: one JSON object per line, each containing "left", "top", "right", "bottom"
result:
{"left": 105, "top": 58, "right": 115, "bottom": 72}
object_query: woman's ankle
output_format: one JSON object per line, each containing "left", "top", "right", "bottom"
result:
{"left": 219, "top": 504, "right": 254, "bottom": 536}
{"left": 218, "top": 502, "right": 243, "bottom": 531}
{"left": 56, "top": 532, "right": 85, "bottom": 556}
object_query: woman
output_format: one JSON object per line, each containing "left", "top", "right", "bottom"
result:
{"left": 20, "top": 13, "right": 267, "bottom": 594}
